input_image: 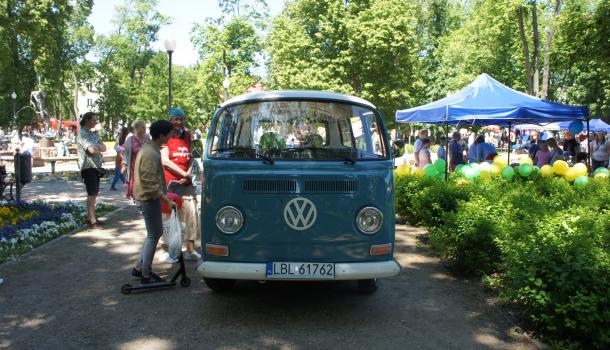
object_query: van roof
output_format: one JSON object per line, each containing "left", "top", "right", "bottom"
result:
{"left": 220, "top": 90, "right": 377, "bottom": 109}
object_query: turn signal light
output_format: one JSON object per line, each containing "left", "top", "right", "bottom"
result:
{"left": 370, "top": 243, "right": 392, "bottom": 256}
{"left": 206, "top": 244, "right": 229, "bottom": 256}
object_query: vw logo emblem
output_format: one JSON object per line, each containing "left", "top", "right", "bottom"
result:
{"left": 284, "top": 197, "right": 317, "bottom": 231}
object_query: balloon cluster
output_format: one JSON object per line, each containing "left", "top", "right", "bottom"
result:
{"left": 394, "top": 155, "right": 609, "bottom": 189}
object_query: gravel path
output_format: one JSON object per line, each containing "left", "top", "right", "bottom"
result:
{"left": 0, "top": 186, "right": 541, "bottom": 350}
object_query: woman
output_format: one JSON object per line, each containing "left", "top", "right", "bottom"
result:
{"left": 161, "top": 107, "right": 201, "bottom": 262}
{"left": 76, "top": 112, "right": 107, "bottom": 227}
{"left": 418, "top": 138, "right": 432, "bottom": 168}
{"left": 110, "top": 127, "right": 129, "bottom": 191}
{"left": 590, "top": 132, "right": 609, "bottom": 171}
{"left": 124, "top": 120, "right": 150, "bottom": 200}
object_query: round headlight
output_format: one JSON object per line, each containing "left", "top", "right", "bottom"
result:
{"left": 215, "top": 206, "right": 244, "bottom": 234}
{"left": 356, "top": 207, "right": 383, "bottom": 234}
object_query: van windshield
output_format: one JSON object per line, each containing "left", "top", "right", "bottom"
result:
{"left": 208, "top": 100, "right": 388, "bottom": 161}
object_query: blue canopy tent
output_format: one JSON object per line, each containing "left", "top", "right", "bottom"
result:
{"left": 516, "top": 119, "right": 610, "bottom": 132}
{"left": 395, "top": 74, "right": 590, "bottom": 171}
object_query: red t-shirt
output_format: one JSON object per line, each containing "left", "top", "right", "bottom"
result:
{"left": 163, "top": 129, "right": 192, "bottom": 185}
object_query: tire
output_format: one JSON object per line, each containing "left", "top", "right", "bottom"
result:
{"left": 121, "top": 284, "right": 132, "bottom": 295}
{"left": 357, "top": 279, "right": 378, "bottom": 294}
{"left": 180, "top": 277, "right": 191, "bottom": 288}
{"left": 203, "top": 278, "right": 236, "bottom": 292}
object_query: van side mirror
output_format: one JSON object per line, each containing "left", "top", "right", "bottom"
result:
{"left": 392, "top": 140, "right": 405, "bottom": 158}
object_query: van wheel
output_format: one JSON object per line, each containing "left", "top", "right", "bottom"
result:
{"left": 203, "top": 278, "right": 236, "bottom": 292}
{"left": 357, "top": 279, "right": 378, "bottom": 294}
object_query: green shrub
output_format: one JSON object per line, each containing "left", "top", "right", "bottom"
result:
{"left": 498, "top": 208, "right": 610, "bottom": 349}
{"left": 394, "top": 175, "right": 610, "bottom": 348}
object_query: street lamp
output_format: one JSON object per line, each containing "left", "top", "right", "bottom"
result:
{"left": 10, "top": 92, "right": 17, "bottom": 134}
{"left": 164, "top": 37, "right": 176, "bottom": 110}
{"left": 223, "top": 77, "right": 230, "bottom": 102}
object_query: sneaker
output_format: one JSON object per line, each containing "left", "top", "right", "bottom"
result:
{"left": 183, "top": 250, "right": 201, "bottom": 261}
{"left": 158, "top": 251, "right": 177, "bottom": 264}
{"left": 131, "top": 268, "right": 142, "bottom": 278}
{"left": 141, "top": 273, "right": 165, "bottom": 284}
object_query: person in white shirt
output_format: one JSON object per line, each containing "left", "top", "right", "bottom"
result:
{"left": 20, "top": 131, "right": 35, "bottom": 156}
{"left": 590, "top": 132, "right": 609, "bottom": 170}
{"left": 413, "top": 129, "right": 428, "bottom": 167}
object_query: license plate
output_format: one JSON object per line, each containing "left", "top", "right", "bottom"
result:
{"left": 266, "top": 262, "right": 335, "bottom": 279}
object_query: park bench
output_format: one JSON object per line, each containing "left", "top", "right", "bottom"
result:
{"left": 41, "top": 154, "right": 115, "bottom": 175}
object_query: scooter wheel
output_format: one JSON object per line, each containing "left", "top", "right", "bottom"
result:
{"left": 180, "top": 277, "right": 191, "bottom": 288}
{"left": 121, "top": 284, "right": 132, "bottom": 295}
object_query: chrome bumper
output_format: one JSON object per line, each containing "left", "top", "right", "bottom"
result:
{"left": 197, "top": 260, "right": 401, "bottom": 280}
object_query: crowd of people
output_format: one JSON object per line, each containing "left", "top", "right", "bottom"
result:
{"left": 75, "top": 108, "right": 202, "bottom": 284}
{"left": 409, "top": 128, "right": 610, "bottom": 172}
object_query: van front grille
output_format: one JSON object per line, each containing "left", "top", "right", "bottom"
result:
{"left": 304, "top": 179, "right": 358, "bottom": 193}
{"left": 243, "top": 179, "right": 297, "bottom": 193}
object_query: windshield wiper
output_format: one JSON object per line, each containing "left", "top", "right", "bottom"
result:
{"left": 255, "top": 152, "right": 274, "bottom": 164}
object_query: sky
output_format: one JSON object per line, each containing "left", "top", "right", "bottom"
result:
{"left": 88, "top": 0, "right": 286, "bottom": 67}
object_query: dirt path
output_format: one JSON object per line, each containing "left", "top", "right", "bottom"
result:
{"left": 0, "top": 205, "right": 541, "bottom": 350}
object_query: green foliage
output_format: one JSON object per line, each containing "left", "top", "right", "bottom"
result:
{"left": 395, "top": 173, "right": 610, "bottom": 348}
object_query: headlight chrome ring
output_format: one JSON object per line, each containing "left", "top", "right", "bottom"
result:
{"left": 356, "top": 207, "right": 383, "bottom": 234}
{"left": 215, "top": 206, "right": 244, "bottom": 234}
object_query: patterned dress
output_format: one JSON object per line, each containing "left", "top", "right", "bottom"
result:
{"left": 126, "top": 136, "right": 146, "bottom": 199}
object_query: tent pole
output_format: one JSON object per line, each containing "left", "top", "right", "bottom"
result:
{"left": 445, "top": 121, "right": 449, "bottom": 180}
{"left": 507, "top": 122, "right": 512, "bottom": 165}
{"left": 586, "top": 117, "right": 591, "bottom": 171}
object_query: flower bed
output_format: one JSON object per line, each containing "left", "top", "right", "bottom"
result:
{"left": 0, "top": 201, "right": 115, "bottom": 264}
{"left": 395, "top": 173, "right": 610, "bottom": 349}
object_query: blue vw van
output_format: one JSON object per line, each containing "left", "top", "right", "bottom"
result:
{"left": 197, "top": 91, "right": 401, "bottom": 293}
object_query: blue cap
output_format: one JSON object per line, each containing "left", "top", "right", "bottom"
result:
{"left": 169, "top": 107, "right": 186, "bottom": 119}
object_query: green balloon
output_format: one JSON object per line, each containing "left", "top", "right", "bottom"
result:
{"left": 501, "top": 166, "right": 515, "bottom": 180}
{"left": 455, "top": 164, "right": 465, "bottom": 174}
{"left": 518, "top": 163, "right": 533, "bottom": 177}
{"left": 435, "top": 172, "right": 446, "bottom": 181}
{"left": 424, "top": 164, "right": 438, "bottom": 178}
{"left": 434, "top": 159, "right": 447, "bottom": 173}
{"left": 574, "top": 175, "right": 589, "bottom": 188}
{"left": 532, "top": 166, "right": 541, "bottom": 177}
{"left": 594, "top": 167, "right": 609, "bottom": 175}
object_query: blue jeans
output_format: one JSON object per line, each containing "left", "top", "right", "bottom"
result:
{"left": 110, "top": 164, "right": 125, "bottom": 189}
{"left": 136, "top": 199, "right": 163, "bottom": 277}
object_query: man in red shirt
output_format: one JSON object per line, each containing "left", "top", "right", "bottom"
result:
{"left": 160, "top": 107, "right": 201, "bottom": 262}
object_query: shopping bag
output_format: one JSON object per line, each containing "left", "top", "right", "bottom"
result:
{"left": 163, "top": 207, "right": 183, "bottom": 260}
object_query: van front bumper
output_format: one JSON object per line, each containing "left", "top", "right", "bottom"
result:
{"left": 197, "top": 260, "right": 401, "bottom": 280}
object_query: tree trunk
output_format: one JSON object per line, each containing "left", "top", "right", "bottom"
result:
{"left": 531, "top": 1, "right": 540, "bottom": 97}
{"left": 517, "top": 7, "right": 533, "bottom": 95}
{"left": 73, "top": 78, "right": 80, "bottom": 119}
{"left": 541, "top": 0, "right": 561, "bottom": 100}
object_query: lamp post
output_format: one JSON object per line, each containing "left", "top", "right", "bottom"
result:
{"left": 164, "top": 38, "right": 176, "bottom": 110}
{"left": 223, "top": 77, "right": 230, "bottom": 102}
{"left": 10, "top": 92, "right": 17, "bottom": 135}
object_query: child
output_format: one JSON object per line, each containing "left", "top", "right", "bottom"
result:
{"left": 437, "top": 136, "right": 447, "bottom": 161}
{"left": 418, "top": 138, "right": 432, "bottom": 168}
{"left": 533, "top": 140, "right": 552, "bottom": 167}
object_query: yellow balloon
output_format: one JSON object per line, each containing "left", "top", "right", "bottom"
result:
{"left": 573, "top": 163, "right": 588, "bottom": 177}
{"left": 594, "top": 172, "right": 608, "bottom": 179}
{"left": 564, "top": 167, "right": 578, "bottom": 182}
{"left": 540, "top": 164, "right": 554, "bottom": 177}
{"left": 413, "top": 167, "right": 424, "bottom": 177}
{"left": 519, "top": 156, "right": 533, "bottom": 165}
{"left": 395, "top": 164, "right": 411, "bottom": 177}
{"left": 493, "top": 155, "right": 508, "bottom": 168}
{"left": 553, "top": 160, "right": 569, "bottom": 175}
{"left": 480, "top": 170, "right": 491, "bottom": 181}
{"left": 490, "top": 164, "right": 501, "bottom": 177}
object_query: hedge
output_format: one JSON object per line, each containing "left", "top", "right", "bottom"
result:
{"left": 394, "top": 174, "right": 610, "bottom": 349}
